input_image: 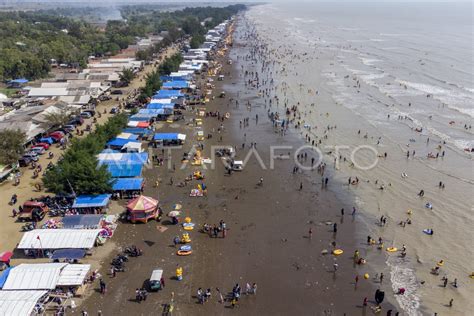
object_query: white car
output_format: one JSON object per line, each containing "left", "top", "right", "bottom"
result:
{"left": 30, "top": 147, "right": 46, "bottom": 155}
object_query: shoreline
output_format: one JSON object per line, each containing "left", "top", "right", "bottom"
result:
{"left": 79, "top": 14, "right": 397, "bottom": 315}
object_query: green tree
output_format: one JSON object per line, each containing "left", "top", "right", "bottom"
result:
{"left": 0, "top": 129, "right": 26, "bottom": 165}
{"left": 39, "top": 108, "right": 72, "bottom": 130}
{"left": 119, "top": 68, "right": 135, "bottom": 84}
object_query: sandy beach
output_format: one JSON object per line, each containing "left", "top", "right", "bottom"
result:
{"left": 77, "top": 16, "right": 397, "bottom": 316}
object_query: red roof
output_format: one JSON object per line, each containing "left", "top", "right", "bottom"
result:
{"left": 127, "top": 195, "right": 158, "bottom": 212}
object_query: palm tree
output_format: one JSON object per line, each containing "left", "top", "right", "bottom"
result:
{"left": 119, "top": 68, "right": 135, "bottom": 84}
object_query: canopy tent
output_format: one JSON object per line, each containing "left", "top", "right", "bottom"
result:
{"left": 152, "top": 90, "right": 184, "bottom": 99}
{"left": 2, "top": 263, "right": 67, "bottom": 290}
{"left": 122, "top": 142, "right": 143, "bottom": 153}
{"left": 18, "top": 229, "right": 101, "bottom": 250}
{"left": 116, "top": 133, "right": 139, "bottom": 140}
{"left": 153, "top": 133, "right": 186, "bottom": 141}
{"left": 106, "top": 138, "right": 141, "bottom": 148}
{"left": 56, "top": 264, "right": 90, "bottom": 286}
{"left": 126, "top": 195, "right": 159, "bottom": 223}
{"left": 51, "top": 249, "right": 86, "bottom": 260}
{"left": 129, "top": 113, "right": 155, "bottom": 121}
{"left": 127, "top": 121, "right": 150, "bottom": 128}
{"left": 146, "top": 103, "right": 174, "bottom": 109}
{"left": 0, "top": 267, "right": 12, "bottom": 288}
{"left": 72, "top": 194, "right": 111, "bottom": 208}
{"left": 8, "top": 78, "right": 29, "bottom": 84}
{"left": 104, "top": 162, "right": 143, "bottom": 177}
{"left": 160, "top": 75, "right": 190, "bottom": 81}
{"left": 62, "top": 215, "right": 103, "bottom": 229}
{"left": 149, "top": 98, "right": 173, "bottom": 104}
{"left": 122, "top": 128, "right": 153, "bottom": 136}
{"left": 112, "top": 177, "right": 144, "bottom": 191}
{"left": 138, "top": 108, "right": 167, "bottom": 115}
{"left": 127, "top": 195, "right": 158, "bottom": 211}
{"left": 97, "top": 152, "right": 148, "bottom": 164}
{"left": 0, "top": 290, "right": 47, "bottom": 316}
{"left": 162, "top": 80, "right": 189, "bottom": 90}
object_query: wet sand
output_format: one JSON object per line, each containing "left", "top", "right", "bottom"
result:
{"left": 79, "top": 17, "right": 397, "bottom": 316}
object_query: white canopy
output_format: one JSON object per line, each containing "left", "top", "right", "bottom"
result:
{"left": 57, "top": 264, "right": 91, "bottom": 286}
{"left": 0, "top": 290, "right": 47, "bottom": 316}
{"left": 177, "top": 134, "right": 186, "bottom": 141}
{"left": 17, "top": 229, "right": 101, "bottom": 250}
{"left": 2, "top": 263, "right": 67, "bottom": 290}
{"left": 122, "top": 142, "right": 143, "bottom": 152}
{"left": 150, "top": 269, "right": 163, "bottom": 281}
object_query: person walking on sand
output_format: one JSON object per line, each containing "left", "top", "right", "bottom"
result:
{"left": 449, "top": 298, "right": 453, "bottom": 307}
{"left": 299, "top": 182, "right": 303, "bottom": 190}
{"left": 246, "top": 283, "right": 251, "bottom": 295}
{"left": 309, "top": 227, "right": 313, "bottom": 239}
{"left": 380, "top": 273, "right": 384, "bottom": 284}
{"left": 252, "top": 283, "right": 257, "bottom": 295}
{"left": 355, "top": 275, "right": 359, "bottom": 287}
{"left": 216, "top": 287, "right": 224, "bottom": 303}
{"left": 333, "top": 262, "right": 338, "bottom": 272}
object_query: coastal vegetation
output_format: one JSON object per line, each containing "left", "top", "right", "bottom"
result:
{"left": 0, "top": 4, "right": 245, "bottom": 81}
{"left": 42, "top": 113, "right": 128, "bottom": 195}
{"left": 0, "top": 129, "right": 26, "bottom": 165}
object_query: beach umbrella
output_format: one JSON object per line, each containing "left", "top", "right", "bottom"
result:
{"left": 172, "top": 203, "right": 182, "bottom": 210}
{"left": 168, "top": 211, "right": 181, "bottom": 217}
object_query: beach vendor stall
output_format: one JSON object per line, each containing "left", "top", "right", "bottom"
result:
{"left": 71, "top": 194, "right": 111, "bottom": 214}
{"left": 126, "top": 195, "right": 160, "bottom": 223}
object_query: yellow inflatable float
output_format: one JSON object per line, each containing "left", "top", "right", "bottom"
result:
{"left": 437, "top": 260, "right": 444, "bottom": 267}
{"left": 364, "top": 273, "right": 370, "bottom": 279}
{"left": 333, "top": 249, "right": 344, "bottom": 256}
{"left": 177, "top": 250, "right": 192, "bottom": 256}
{"left": 386, "top": 247, "right": 398, "bottom": 252}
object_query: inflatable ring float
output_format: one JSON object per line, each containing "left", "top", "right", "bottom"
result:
{"left": 183, "top": 223, "right": 195, "bottom": 231}
{"left": 437, "top": 260, "right": 444, "bottom": 267}
{"left": 469, "top": 273, "right": 474, "bottom": 279}
{"left": 386, "top": 247, "right": 398, "bottom": 252}
{"left": 333, "top": 249, "right": 344, "bottom": 256}
{"left": 177, "top": 250, "right": 193, "bottom": 256}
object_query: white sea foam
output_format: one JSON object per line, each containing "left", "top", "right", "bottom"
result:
{"left": 447, "top": 105, "right": 474, "bottom": 118}
{"left": 360, "top": 57, "right": 383, "bottom": 66}
{"left": 387, "top": 257, "right": 422, "bottom": 316}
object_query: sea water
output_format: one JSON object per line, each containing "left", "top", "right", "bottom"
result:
{"left": 245, "top": 2, "right": 473, "bottom": 315}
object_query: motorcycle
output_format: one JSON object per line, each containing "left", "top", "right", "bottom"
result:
{"left": 124, "top": 246, "right": 143, "bottom": 257}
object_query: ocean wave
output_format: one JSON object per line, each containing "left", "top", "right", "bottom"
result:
{"left": 360, "top": 57, "right": 383, "bottom": 66}
{"left": 387, "top": 256, "right": 422, "bottom": 316}
{"left": 370, "top": 38, "right": 387, "bottom": 42}
{"left": 446, "top": 105, "right": 474, "bottom": 119}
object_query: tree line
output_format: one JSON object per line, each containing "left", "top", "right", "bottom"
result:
{"left": 0, "top": 4, "right": 245, "bottom": 81}
{"left": 42, "top": 113, "right": 128, "bottom": 195}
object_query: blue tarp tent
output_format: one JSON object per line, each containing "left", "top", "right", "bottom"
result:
{"left": 72, "top": 194, "right": 111, "bottom": 208}
{"left": 122, "top": 128, "right": 153, "bottom": 136}
{"left": 160, "top": 75, "right": 189, "bottom": 82}
{"left": 8, "top": 78, "right": 28, "bottom": 84}
{"left": 129, "top": 114, "right": 155, "bottom": 121}
{"left": 51, "top": 249, "right": 86, "bottom": 260}
{"left": 112, "top": 178, "right": 144, "bottom": 191}
{"left": 106, "top": 163, "right": 143, "bottom": 177}
{"left": 98, "top": 152, "right": 148, "bottom": 164}
{"left": 39, "top": 137, "right": 54, "bottom": 144}
{"left": 162, "top": 81, "right": 189, "bottom": 89}
{"left": 62, "top": 214, "right": 103, "bottom": 229}
{"left": 146, "top": 103, "right": 174, "bottom": 109}
{"left": 107, "top": 138, "right": 141, "bottom": 147}
{"left": 138, "top": 109, "right": 167, "bottom": 115}
{"left": 153, "top": 133, "right": 179, "bottom": 141}
{"left": 152, "top": 90, "right": 184, "bottom": 99}
{"left": 0, "top": 267, "right": 13, "bottom": 289}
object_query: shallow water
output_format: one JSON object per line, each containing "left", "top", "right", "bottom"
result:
{"left": 245, "top": 2, "right": 473, "bottom": 315}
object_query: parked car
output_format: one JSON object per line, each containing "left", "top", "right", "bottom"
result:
{"left": 22, "top": 152, "right": 39, "bottom": 162}
{"left": 110, "top": 107, "right": 119, "bottom": 114}
{"left": 18, "top": 201, "right": 48, "bottom": 221}
{"left": 48, "top": 131, "right": 64, "bottom": 142}
{"left": 18, "top": 157, "right": 32, "bottom": 167}
{"left": 83, "top": 109, "right": 96, "bottom": 116}
{"left": 68, "top": 116, "right": 84, "bottom": 126}
{"left": 80, "top": 112, "right": 92, "bottom": 119}
{"left": 111, "top": 89, "right": 123, "bottom": 95}
{"left": 34, "top": 142, "right": 50, "bottom": 150}
{"left": 30, "top": 147, "right": 46, "bottom": 155}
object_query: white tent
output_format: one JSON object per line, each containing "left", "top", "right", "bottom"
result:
{"left": 17, "top": 229, "right": 101, "bottom": 250}
{"left": 0, "top": 290, "right": 47, "bottom": 315}
{"left": 122, "top": 142, "right": 143, "bottom": 153}
{"left": 2, "top": 263, "right": 67, "bottom": 290}
{"left": 57, "top": 264, "right": 91, "bottom": 286}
